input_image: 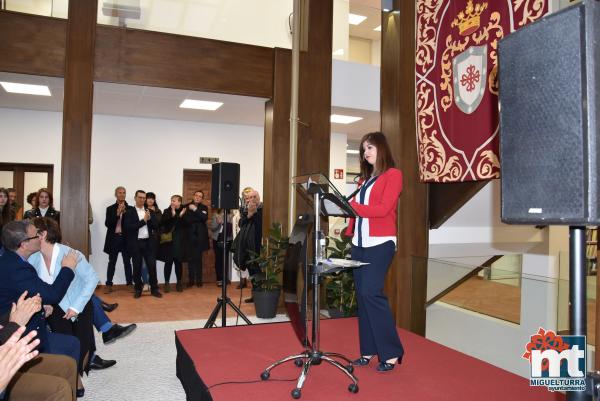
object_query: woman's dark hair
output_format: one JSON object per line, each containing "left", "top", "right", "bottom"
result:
{"left": 36, "top": 188, "right": 54, "bottom": 207}
{"left": 0, "top": 188, "right": 10, "bottom": 225}
{"left": 26, "top": 192, "right": 37, "bottom": 207}
{"left": 358, "top": 131, "right": 396, "bottom": 179}
{"left": 32, "top": 216, "right": 62, "bottom": 244}
{"left": 145, "top": 192, "right": 159, "bottom": 210}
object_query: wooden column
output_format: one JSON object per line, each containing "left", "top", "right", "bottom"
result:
{"left": 263, "top": 49, "right": 292, "bottom": 234}
{"left": 60, "top": 0, "right": 97, "bottom": 255}
{"left": 296, "top": 0, "right": 333, "bottom": 178}
{"left": 381, "top": 2, "right": 429, "bottom": 335}
{"left": 263, "top": 0, "right": 333, "bottom": 233}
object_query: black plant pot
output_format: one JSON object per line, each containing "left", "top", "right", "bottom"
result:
{"left": 252, "top": 289, "right": 280, "bottom": 319}
{"left": 328, "top": 308, "right": 345, "bottom": 319}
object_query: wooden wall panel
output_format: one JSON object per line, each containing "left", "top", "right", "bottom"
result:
{"left": 60, "top": 0, "right": 97, "bottom": 255}
{"left": 263, "top": 49, "right": 292, "bottom": 235}
{"left": 0, "top": 12, "right": 274, "bottom": 99}
{"left": 381, "top": 2, "right": 429, "bottom": 335}
{"left": 0, "top": 11, "right": 66, "bottom": 77}
{"left": 94, "top": 25, "right": 274, "bottom": 98}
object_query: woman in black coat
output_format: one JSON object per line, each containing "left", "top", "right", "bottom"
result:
{"left": 158, "top": 195, "right": 186, "bottom": 292}
{"left": 182, "top": 190, "right": 210, "bottom": 287}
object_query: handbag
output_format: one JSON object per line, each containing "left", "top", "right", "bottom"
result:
{"left": 160, "top": 229, "right": 173, "bottom": 244}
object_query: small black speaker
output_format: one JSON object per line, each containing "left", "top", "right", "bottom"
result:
{"left": 211, "top": 162, "right": 240, "bottom": 209}
{"left": 498, "top": 0, "right": 600, "bottom": 224}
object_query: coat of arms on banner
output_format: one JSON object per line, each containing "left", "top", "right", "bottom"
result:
{"left": 453, "top": 45, "right": 487, "bottom": 114}
{"left": 415, "top": 0, "right": 549, "bottom": 182}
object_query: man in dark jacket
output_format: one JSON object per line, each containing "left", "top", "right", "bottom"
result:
{"left": 124, "top": 190, "right": 161, "bottom": 299}
{"left": 0, "top": 220, "right": 79, "bottom": 363}
{"left": 183, "top": 190, "right": 209, "bottom": 287}
{"left": 103, "top": 186, "right": 132, "bottom": 292}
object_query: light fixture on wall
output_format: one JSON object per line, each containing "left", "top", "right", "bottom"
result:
{"left": 346, "top": 149, "right": 360, "bottom": 154}
{"left": 0, "top": 82, "right": 51, "bottom": 96}
{"left": 374, "top": 25, "right": 381, "bottom": 31}
{"left": 179, "top": 99, "right": 224, "bottom": 111}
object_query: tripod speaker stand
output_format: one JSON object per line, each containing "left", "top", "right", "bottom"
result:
{"left": 205, "top": 162, "right": 251, "bottom": 328}
{"left": 204, "top": 209, "right": 252, "bottom": 328}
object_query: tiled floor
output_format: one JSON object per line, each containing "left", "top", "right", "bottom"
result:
{"left": 95, "top": 283, "right": 262, "bottom": 323}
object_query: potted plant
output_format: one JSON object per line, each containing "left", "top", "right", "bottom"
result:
{"left": 325, "top": 231, "right": 357, "bottom": 318}
{"left": 249, "top": 223, "right": 288, "bottom": 318}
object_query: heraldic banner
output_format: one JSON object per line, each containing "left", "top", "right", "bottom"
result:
{"left": 415, "top": 0, "right": 549, "bottom": 182}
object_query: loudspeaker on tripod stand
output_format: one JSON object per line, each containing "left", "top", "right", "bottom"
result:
{"left": 211, "top": 162, "right": 240, "bottom": 210}
{"left": 498, "top": 0, "right": 600, "bottom": 225}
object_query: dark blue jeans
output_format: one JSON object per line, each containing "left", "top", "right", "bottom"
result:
{"left": 351, "top": 240, "right": 404, "bottom": 362}
{"left": 91, "top": 294, "right": 112, "bottom": 333}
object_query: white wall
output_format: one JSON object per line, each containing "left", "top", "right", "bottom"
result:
{"left": 89, "top": 114, "right": 264, "bottom": 284}
{"left": 0, "top": 108, "right": 63, "bottom": 206}
{"left": 329, "top": 132, "right": 348, "bottom": 237}
{"left": 426, "top": 177, "right": 571, "bottom": 378}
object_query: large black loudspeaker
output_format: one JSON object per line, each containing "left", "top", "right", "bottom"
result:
{"left": 211, "top": 162, "right": 240, "bottom": 209}
{"left": 498, "top": 0, "right": 600, "bottom": 225}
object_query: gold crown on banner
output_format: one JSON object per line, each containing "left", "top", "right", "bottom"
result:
{"left": 451, "top": 0, "right": 487, "bottom": 36}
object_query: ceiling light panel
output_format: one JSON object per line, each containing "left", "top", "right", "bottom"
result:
{"left": 331, "top": 114, "right": 363, "bottom": 124}
{"left": 179, "top": 99, "right": 223, "bottom": 111}
{"left": 0, "top": 82, "right": 51, "bottom": 96}
{"left": 348, "top": 13, "right": 367, "bottom": 25}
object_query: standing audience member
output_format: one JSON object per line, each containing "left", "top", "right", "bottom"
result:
{"left": 124, "top": 190, "right": 162, "bottom": 299}
{"left": 22, "top": 192, "right": 37, "bottom": 219}
{"left": 23, "top": 189, "right": 60, "bottom": 224}
{"left": 183, "top": 191, "right": 209, "bottom": 288}
{"left": 103, "top": 186, "right": 132, "bottom": 292}
{"left": 0, "top": 189, "right": 13, "bottom": 247}
{"left": 7, "top": 188, "right": 20, "bottom": 221}
{"left": 231, "top": 208, "right": 247, "bottom": 289}
{"left": 208, "top": 209, "right": 232, "bottom": 287}
{"left": 238, "top": 189, "right": 263, "bottom": 303}
{"left": 159, "top": 195, "right": 186, "bottom": 293}
{"left": 141, "top": 192, "right": 161, "bottom": 291}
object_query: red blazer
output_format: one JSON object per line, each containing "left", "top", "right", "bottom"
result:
{"left": 344, "top": 168, "right": 403, "bottom": 238}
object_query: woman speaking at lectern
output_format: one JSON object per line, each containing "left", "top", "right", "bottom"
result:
{"left": 345, "top": 131, "right": 404, "bottom": 372}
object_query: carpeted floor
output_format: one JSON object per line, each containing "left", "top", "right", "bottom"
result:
{"left": 82, "top": 315, "right": 289, "bottom": 401}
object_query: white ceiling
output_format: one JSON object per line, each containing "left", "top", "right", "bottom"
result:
{"left": 0, "top": 72, "right": 379, "bottom": 141}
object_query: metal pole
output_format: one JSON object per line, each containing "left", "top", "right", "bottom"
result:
{"left": 567, "top": 226, "right": 587, "bottom": 401}
{"left": 312, "top": 191, "right": 320, "bottom": 352}
{"left": 221, "top": 209, "right": 228, "bottom": 327}
{"left": 288, "top": 0, "right": 301, "bottom": 234}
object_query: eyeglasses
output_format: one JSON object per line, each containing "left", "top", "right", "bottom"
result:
{"left": 21, "top": 231, "right": 41, "bottom": 243}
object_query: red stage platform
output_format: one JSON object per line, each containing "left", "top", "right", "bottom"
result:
{"left": 175, "top": 318, "right": 564, "bottom": 401}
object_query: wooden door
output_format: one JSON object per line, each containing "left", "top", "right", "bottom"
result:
{"left": 0, "top": 163, "right": 54, "bottom": 216}
{"left": 182, "top": 169, "right": 215, "bottom": 284}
